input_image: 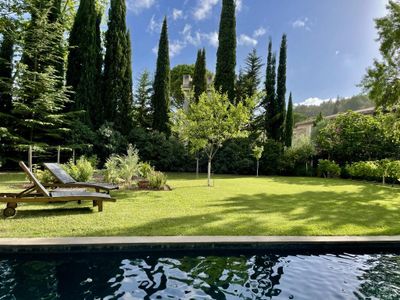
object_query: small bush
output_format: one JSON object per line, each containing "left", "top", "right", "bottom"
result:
{"left": 347, "top": 160, "right": 400, "bottom": 184}
{"left": 104, "top": 145, "right": 141, "bottom": 186}
{"left": 317, "top": 159, "right": 341, "bottom": 178}
{"left": 148, "top": 171, "right": 167, "bottom": 189}
{"left": 139, "top": 162, "right": 154, "bottom": 179}
{"left": 35, "top": 169, "right": 56, "bottom": 184}
{"left": 63, "top": 156, "right": 94, "bottom": 182}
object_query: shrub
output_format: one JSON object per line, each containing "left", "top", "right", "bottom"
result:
{"left": 148, "top": 171, "right": 167, "bottom": 189}
{"left": 63, "top": 156, "right": 94, "bottom": 182}
{"left": 281, "top": 137, "right": 316, "bottom": 176}
{"left": 138, "top": 162, "right": 154, "bottom": 179}
{"left": 104, "top": 145, "right": 140, "bottom": 186}
{"left": 317, "top": 159, "right": 341, "bottom": 178}
{"left": 346, "top": 161, "right": 380, "bottom": 179}
{"left": 35, "top": 169, "right": 56, "bottom": 184}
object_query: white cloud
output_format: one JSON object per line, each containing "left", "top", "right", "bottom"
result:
{"left": 296, "top": 97, "right": 333, "bottom": 106}
{"left": 148, "top": 15, "right": 162, "bottom": 33}
{"left": 253, "top": 26, "right": 267, "bottom": 38}
{"left": 181, "top": 24, "right": 202, "bottom": 46}
{"left": 238, "top": 34, "right": 258, "bottom": 46}
{"left": 193, "top": 0, "right": 219, "bottom": 20}
{"left": 170, "top": 40, "right": 186, "bottom": 57}
{"left": 202, "top": 31, "right": 219, "bottom": 47}
{"left": 235, "top": 0, "right": 242, "bottom": 12}
{"left": 152, "top": 45, "right": 158, "bottom": 55}
{"left": 335, "top": 50, "right": 340, "bottom": 55}
{"left": 172, "top": 8, "right": 183, "bottom": 20}
{"left": 292, "top": 17, "right": 311, "bottom": 30}
{"left": 127, "top": 0, "right": 156, "bottom": 14}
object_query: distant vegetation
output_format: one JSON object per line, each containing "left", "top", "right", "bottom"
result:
{"left": 294, "top": 95, "right": 374, "bottom": 120}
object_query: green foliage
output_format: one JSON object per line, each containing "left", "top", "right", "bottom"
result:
{"left": 96, "top": 122, "right": 127, "bottom": 163}
{"left": 152, "top": 17, "right": 171, "bottom": 135}
{"left": 361, "top": 0, "right": 400, "bottom": 107}
{"left": 252, "top": 145, "right": 264, "bottom": 161}
{"left": 281, "top": 137, "right": 316, "bottom": 175}
{"left": 284, "top": 92, "right": 294, "bottom": 147}
{"left": 0, "top": 31, "right": 14, "bottom": 117}
{"left": 317, "top": 159, "right": 341, "bottom": 178}
{"left": 214, "top": 0, "right": 236, "bottom": 102}
{"left": 193, "top": 48, "right": 207, "bottom": 102}
{"left": 133, "top": 70, "right": 153, "bottom": 129}
{"left": 170, "top": 64, "right": 194, "bottom": 108}
{"left": 148, "top": 171, "right": 167, "bottom": 189}
{"left": 173, "top": 89, "right": 252, "bottom": 185}
{"left": 34, "top": 169, "right": 56, "bottom": 184}
{"left": 347, "top": 160, "right": 400, "bottom": 184}
{"left": 263, "top": 40, "right": 277, "bottom": 138}
{"left": 103, "top": 0, "right": 133, "bottom": 134}
{"left": 66, "top": 0, "right": 102, "bottom": 128}
{"left": 138, "top": 162, "right": 154, "bottom": 179}
{"left": 104, "top": 144, "right": 140, "bottom": 186}
{"left": 315, "top": 111, "right": 400, "bottom": 163}
{"left": 259, "top": 139, "right": 283, "bottom": 175}
{"left": 275, "top": 34, "right": 287, "bottom": 142}
{"left": 63, "top": 156, "right": 94, "bottom": 182}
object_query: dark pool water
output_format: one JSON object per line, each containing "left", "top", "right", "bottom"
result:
{"left": 0, "top": 251, "right": 399, "bottom": 299}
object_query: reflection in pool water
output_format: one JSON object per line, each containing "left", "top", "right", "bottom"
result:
{"left": 0, "top": 251, "right": 400, "bottom": 299}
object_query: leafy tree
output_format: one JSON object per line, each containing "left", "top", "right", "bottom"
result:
{"left": 361, "top": 0, "right": 400, "bottom": 108}
{"left": 243, "top": 48, "right": 263, "bottom": 99}
{"left": 172, "top": 89, "right": 253, "bottom": 186}
{"left": 284, "top": 92, "right": 293, "bottom": 147}
{"left": 152, "top": 17, "right": 171, "bottom": 136}
{"left": 11, "top": 0, "right": 71, "bottom": 151}
{"left": 170, "top": 64, "right": 194, "bottom": 109}
{"left": 133, "top": 70, "right": 153, "bottom": 129}
{"left": 281, "top": 137, "right": 316, "bottom": 175}
{"left": 0, "top": 30, "right": 14, "bottom": 118}
{"left": 214, "top": 0, "right": 236, "bottom": 102}
{"left": 263, "top": 39, "right": 277, "bottom": 138}
{"left": 275, "top": 34, "right": 287, "bottom": 142}
{"left": 66, "top": 0, "right": 102, "bottom": 128}
{"left": 252, "top": 145, "right": 264, "bottom": 176}
{"left": 193, "top": 48, "right": 207, "bottom": 102}
{"left": 103, "top": 0, "right": 133, "bottom": 134}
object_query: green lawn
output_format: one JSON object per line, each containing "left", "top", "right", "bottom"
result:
{"left": 0, "top": 172, "right": 399, "bottom": 237}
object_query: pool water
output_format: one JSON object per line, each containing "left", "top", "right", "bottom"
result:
{"left": 0, "top": 251, "right": 399, "bottom": 299}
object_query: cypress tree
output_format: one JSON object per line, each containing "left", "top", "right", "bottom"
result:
{"left": 66, "top": 0, "right": 100, "bottom": 128}
{"left": 284, "top": 92, "right": 294, "bottom": 147}
{"left": 133, "top": 70, "right": 153, "bottom": 129}
{"left": 152, "top": 17, "right": 171, "bottom": 136}
{"left": 193, "top": 48, "right": 207, "bottom": 102}
{"left": 103, "top": 0, "right": 133, "bottom": 134}
{"left": 264, "top": 39, "right": 277, "bottom": 138}
{"left": 276, "top": 34, "right": 287, "bottom": 142}
{"left": 214, "top": 0, "right": 236, "bottom": 102}
{"left": 0, "top": 32, "right": 14, "bottom": 118}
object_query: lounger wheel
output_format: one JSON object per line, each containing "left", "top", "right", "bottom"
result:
{"left": 3, "top": 207, "right": 16, "bottom": 217}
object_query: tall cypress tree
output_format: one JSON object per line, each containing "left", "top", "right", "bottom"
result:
{"left": 193, "top": 48, "right": 207, "bottom": 102}
{"left": 103, "top": 0, "right": 133, "bottom": 134}
{"left": 264, "top": 39, "right": 277, "bottom": 139}
{"left": 66, "top": 0, "right": 100, "bottom": 128}
{"left": 152, "top": 17, "right": 171, "bottom": 136}
{"left": 214, "top": 0, "right": 236, "bottom": 102}
{"left": 0, "top": 32, "right": 14, "bottom": 118}
{"left": 276, "top": 34, "right": 287, "bottom": 142}
{"left": 284, "top": 92, "right": 293, "bottom": 147}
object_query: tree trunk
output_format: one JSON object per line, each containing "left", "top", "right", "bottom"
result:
{"left": 256, "top": 160, "right": 259, "bottom": 177}
{"left": 207, "top": 159, "right": 211, "bottom": 187}
{"left": 196, "top": 157, "right": 199, "bottom": 178}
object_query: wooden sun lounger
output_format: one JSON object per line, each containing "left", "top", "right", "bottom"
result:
{"left": 0, "top": 161, "right": 116, "bottom": 217}
{"left": 43, "top": 162, "right": 119, "bottom": 193}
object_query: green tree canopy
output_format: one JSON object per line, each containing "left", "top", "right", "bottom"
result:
{"left": 170, "top": 64, "right": 194, "bottom": 109}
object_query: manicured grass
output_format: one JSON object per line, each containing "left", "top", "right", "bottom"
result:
{"left": 0, "top": 172, "right": 399, "bottom": 237}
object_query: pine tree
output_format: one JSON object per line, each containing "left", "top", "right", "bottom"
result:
{"left": 103, "top": 0, "right": 133, "bottom": 134}
{"left": 235, "top": 69, "right": 246, "bottom": 104}
{"left": 66, "top": 0, "right": 101, "bottom": 128}
{"left": 0, "top": 32, "right": 14, "bottom": 118}
{"left": 284, "top": 92, "right": 294, "bottom": 147}
{"left": 214, "top": 0, "right": 236, "bottom": 102}
{"left": 193, "top": 48, "right": 207, "bottom": 102}
{"left": 12, "top": 0, "right": 70, "bottom": 150}
{"left": 152, "top": 17, "right": 171, "bottom": 135}
{"left": 243, "top": 48, "right": 263, "bottom": 98}
{"left": 264, "top": 39, "right": 277, "bottom": 138}
{"left": 276, "top": 34, "right": 287, "bottom": 142}
{"left": 133, "top": 70, "right": 153, "bottom": 129}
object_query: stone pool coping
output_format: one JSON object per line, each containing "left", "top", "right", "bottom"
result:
{"left": 0, "top": 236, "right": 400, "bottom": 253}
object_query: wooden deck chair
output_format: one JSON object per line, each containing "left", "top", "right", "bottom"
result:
{"left": 43, "top": 162, "right": 118, "bottom": 193}
{"left": 0, "top": 161, "right": 116, "bottom": 217}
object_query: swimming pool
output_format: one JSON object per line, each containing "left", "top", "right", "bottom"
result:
{"left": 0, "top": 251, "right": 399, "bottom": 299}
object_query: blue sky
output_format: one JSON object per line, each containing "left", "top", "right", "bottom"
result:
{"left": 124, "top": 0, "right": 388, "bottom": 105}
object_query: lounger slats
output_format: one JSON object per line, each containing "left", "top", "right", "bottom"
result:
{"left": 43, "top": 163, "right": 76, "bottom": 184}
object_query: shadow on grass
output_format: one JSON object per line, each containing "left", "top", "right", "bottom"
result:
{"left": 89, "top": 184, "right": 400, "bottom": 236}
{"left": 9, "top": 207, "right": 93, "bottom": 220}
